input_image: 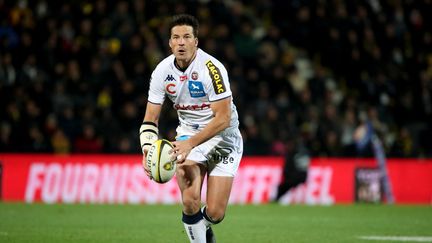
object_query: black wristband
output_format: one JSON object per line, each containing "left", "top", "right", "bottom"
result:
{"left": 142, "top": 121, "right": 157, "bottom": 127}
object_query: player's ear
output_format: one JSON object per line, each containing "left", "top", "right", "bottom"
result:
{"left": 169, "top": 39, "right": 172, "bottom": 48}
{"left": 195, "top": 38, "right": 198, "bottom": 47}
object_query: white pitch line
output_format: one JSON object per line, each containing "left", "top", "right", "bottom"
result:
{"left": 358, "top": 236, "right": 432, "bottom": 242}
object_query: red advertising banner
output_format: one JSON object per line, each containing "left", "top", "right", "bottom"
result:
{"left": 0, "top": 154, "right": 431, "bottom": 204}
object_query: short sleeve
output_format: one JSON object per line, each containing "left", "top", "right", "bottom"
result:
{"left": 148, "top": 69, "right": 166, "bottom": 104}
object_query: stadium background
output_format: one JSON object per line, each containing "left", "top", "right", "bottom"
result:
{"left": 1, "top": 1, "right": 432, "bottom": 242}
{"left": 1, "top": 0, "right": 431, "bottom": 157}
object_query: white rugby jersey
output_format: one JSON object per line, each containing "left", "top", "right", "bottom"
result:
{"left": 148, "top": 48, "right": 239, "bottom": 131}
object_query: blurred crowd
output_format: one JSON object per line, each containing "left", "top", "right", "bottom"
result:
{"left": 0, "top": 0, "right": 431, "bottom": 157}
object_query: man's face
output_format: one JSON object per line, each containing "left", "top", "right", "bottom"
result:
{"left": 169, "top": 25, "right": 198, "bottom": 63}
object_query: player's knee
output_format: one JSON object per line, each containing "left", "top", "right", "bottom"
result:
{"left": 203, "top": 206, "right": 225, "bottom": 224}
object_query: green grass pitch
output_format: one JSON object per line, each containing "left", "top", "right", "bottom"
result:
{"left": 0, "top": 203, "right": 431, "bottom": 243}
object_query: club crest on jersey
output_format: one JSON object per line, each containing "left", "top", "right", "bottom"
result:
{"left": 205, "top": 60, "right": 226, "bottom": 94}
{"left": 192, "top": 71, "right": 198, "bottom": 80}
{"left": 180, "top": 75, "right": 187, "bottom": 82}
{"left": 188, "top": 81, "right": 205, "bottom": 98}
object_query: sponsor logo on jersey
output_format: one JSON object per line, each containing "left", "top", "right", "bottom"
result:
{"left": 166, "top": 83, "right": 176, "bottom": 94}
{"left": 205, "top": 60, "right": 226, "bottom": 94}
{"left": 192, "top": 71, "right": 198, "bottom": 80}
{"left": 188, "top": 81, "right": 205, "bottom": 98}
{"left": 164, "top": 74, "right": 176, "bottom": 82}
{"left": 174, "top": 103, "right": 210, "bottom": 110}
{"left": 180, "top": 75, "right": 187, "bottom": 82}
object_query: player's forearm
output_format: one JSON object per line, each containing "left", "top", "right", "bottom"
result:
{"left": 143, "top": 102, "right": 162, "bottom": 125}
{"left": 140, "top": 102, "right": 162, "bottom": 153}
{"left": 143, "top": 112, "right": 160, "bottom": 125}
{"left": 188, "top": 114, "right": 230, "bottom": 148}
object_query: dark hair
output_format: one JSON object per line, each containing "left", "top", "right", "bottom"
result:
{"left": 169, "top": 14, "right": 199, "bottom": 37}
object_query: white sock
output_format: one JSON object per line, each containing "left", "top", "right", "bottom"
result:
{"left": 182, "top": 211, "right": 207, "bottom": 243}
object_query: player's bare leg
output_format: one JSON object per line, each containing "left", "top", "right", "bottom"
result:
{"left": 205, "top": 175, "right": 233, "bottom": 221}
{"left": 202, "top": 175, "right": 234, "bottom": 243}
{"left": 177, "top": 160, "right": 207, "bottom": 242}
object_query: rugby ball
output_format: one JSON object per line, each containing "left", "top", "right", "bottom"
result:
{"left": 146, "top": 139, "right": 176, "bottom": 183}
